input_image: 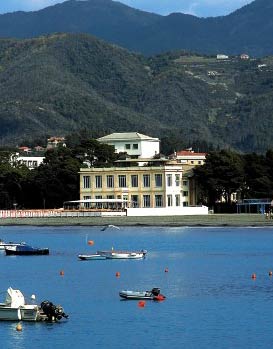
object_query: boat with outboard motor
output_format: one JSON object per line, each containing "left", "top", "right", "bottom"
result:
{"left": 119, "top": 287, "right": 166, "bottom": 300}
{"left": 5, "top": 243, "right": 49, "bottom": 255}
{"left": 0, "top": 287, "right": 68, "bottom": 321}
{"left": 97, "top": 249, "right": 147, "bottom": 259}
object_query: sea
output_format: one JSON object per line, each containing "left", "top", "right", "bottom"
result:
{"left": 0, "top": 225, "right": 273, "bottom": 349}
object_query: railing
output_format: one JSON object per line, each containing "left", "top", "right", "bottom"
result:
{"left": 0, "top": 209, "right": 126, "bottom": 219}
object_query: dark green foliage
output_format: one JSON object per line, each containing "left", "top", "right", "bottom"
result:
{"left": 0, "top": 33, "right": 273, "bottom": 152}
{"left": 194, "top": 149, "right": 273, "bottom": 209}
{"left": 0, "top": 139, "right": 117, "bottom": 209}
{"left": 194, "top": 150, "right": 246, "bottom": 206}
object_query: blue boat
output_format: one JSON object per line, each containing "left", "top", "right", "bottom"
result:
{"left": 5, "top": 244, "right": 49, "bottom": 256}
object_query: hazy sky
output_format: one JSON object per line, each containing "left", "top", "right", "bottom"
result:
{"left": 0, "top": 0, "right": 254, "bottom": 17}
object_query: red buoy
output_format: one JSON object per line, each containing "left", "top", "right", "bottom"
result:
{"left": 88, "top": 240, "right": 94, "bottom": 245}
{"left": 115, "top": 272, "right": 120, "bottom": 278}
{"left": 154, "top": 294, "right": 166, "bottom": 301}
{"left": 138, "top": 301, "right": 145, "bottom": 307}
{"left": 251, "top": 273, "right": 256, "bottom": 279}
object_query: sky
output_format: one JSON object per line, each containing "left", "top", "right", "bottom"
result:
{"left": 0, "top": 0, "right": 254, "bottom": 17}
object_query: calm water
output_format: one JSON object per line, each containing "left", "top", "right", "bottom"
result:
{"left": 0, "top": 225, "right": 273, "bottom": 349}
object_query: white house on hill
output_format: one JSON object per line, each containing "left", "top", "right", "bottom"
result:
{"left": 97, "top": 132, "right": 160, "bottom": 159}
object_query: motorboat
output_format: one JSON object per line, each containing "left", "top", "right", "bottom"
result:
{"left": 0, "top": 240, "right": 25, "bottom": 251}
{"left": 5, "top": 244, "right": 49, "bottom": 255}
{"left": 78, "top": 253, "right": 106, "bottom": 260}
{"left": 119, "top": 287, "right": 166, "bottom": 301}
{"left": 97, "top": 249, "right": 147, "bottom": 259}
{"left": 0, "top": 287, "right": 68, "bottom": 321}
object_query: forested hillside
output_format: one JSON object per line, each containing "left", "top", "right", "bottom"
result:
{"left": 0, "top": 33, "right": 273, "bottom": 153}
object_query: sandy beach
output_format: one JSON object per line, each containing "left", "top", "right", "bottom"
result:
{"left": 0, "top": 214, "right": 272, "bottom": 227}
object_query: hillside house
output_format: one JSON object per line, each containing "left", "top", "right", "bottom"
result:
{"left": 97, "top": 132, "right": 160, "bottom": 159}
{"left": 47, "top": 137, "right": 66, "bottom": 149}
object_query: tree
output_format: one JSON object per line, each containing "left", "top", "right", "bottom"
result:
{"left": 72, "top": 139, "right": 117, "bottom": 167}
{"left": 194, "top": 150, "right": 245, "bottom": 206}
{"left": 243, "top": 152, "right": 273, "bottom": 198}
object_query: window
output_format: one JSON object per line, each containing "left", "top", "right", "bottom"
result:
{"left": 191, "top": 161, "right": 194, "bottom": 164}
{"left": 183, "top": 180, "right": 188, "bottom": 186}
{"left": 143, "top": 195, "right": 150, "bottom": 208}
{"left": 107, "top": 195, "right": 114, "bottom": 209}
{"left": 175, "top": 174, "right": 180, "bottom": 186}
{"left": 83, "top": 176, "right": 90, "bottom": 189}
{"left": 131, "top": 195, "right": 139, "bottom": 208}
{"left": 198, "top": 161, "right": 202, "bottom": 165}
{"left": 183, "top": 202, "right": 189, "bottom": 207}
{"left": 167, "top": 195, "right": 173, "bottom": 207}
{"left": 131, "top": 175, "right": 138, "bottom": 187}
{"left": 125, "top": 144, "right": 131, "bottom": 150}
{"left": 183, "top": 191, "right": 188, "bottom": 197}
{"left": 133, "top": 144, "right": 138, "bottom": 149}
{"left": 118, "top": 175, "right": 127, "bottom": 188}
{"left": 95, "top": 195, "right": 102, "bottom": 208}
{"left": 155, "top": 195, "right": 163, "bottom": 207}
{"left": 95, "top": 175, "right": 102, "bottom": 188}
{"left": 143, "top": 174, "right": 150, "bottom": 187}
{"left": 83, "top": 196, "right": 91, "bottom": 208}
{"left": 106, "top": 175, "right": 114, "bottom": 188}
{"left": 33, "top": 161, "right": 38, "bottom": 167}
{"left": 167, "top": 174, "right": 172, "bottom": 186}
{"left": 155, "top": 174, "right": 162, "bottom": 187}
{"left": 175, "top": 195, "right": 180, "bottom": 207}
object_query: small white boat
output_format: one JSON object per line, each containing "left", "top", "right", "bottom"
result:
{"left": 97, "top": 249, "right": 147, "bottom": 259}
{"left": 0, "top": 287, "right": 68, "bottom": 322}
{"left": 0, "top": 287, "right": 41, "bottom": 321}
{"left": 78, "top": 254, "right": 106, "bottom": 260}
{"left": 119, "top": 288, "right": 166, "bottom": 300}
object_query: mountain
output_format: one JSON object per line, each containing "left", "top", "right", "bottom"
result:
{"left": 0, "top": 0, "right": 272, "bottom": 56}
{"left": 0, "top": 33, "right": 273, "bottom": 153}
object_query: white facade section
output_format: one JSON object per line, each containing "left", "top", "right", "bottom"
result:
{"left": 98, "top": 132, "right": 160, "bottom": 158}
{"left": 126, "top": 206, "right": 208, "bottom": 216}
{"left": 16, "top": 156, "right": 44, "bottom": 169}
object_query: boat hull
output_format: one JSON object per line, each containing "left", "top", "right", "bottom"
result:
{"left": 98, "top": 250, "right": 147, "bottom": 259}
{"left": 5, "top": 249, "right": 49, "bottom": 255}
{"left": 78, "top": 254, "right": 106, "bottom": 260}
{"left": 119, "top": 291, "right": 154, "bottom": 300}
{"left": 5, "top": 246, "right": 49, "bottom": 255}
{"left": 0, "top": 305, "right": 39, "bottom": 321}
{"left": 119, "top": 288, "right": 165, "bottom": 301}
{"left": 107, "top": 253, "right": 144, "bottom": 259}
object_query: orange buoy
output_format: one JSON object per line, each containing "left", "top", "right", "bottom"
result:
{"left": 251, "top": 273, "right": 256, "bottom": 279}
{"left": 88, "top": 240, "right": 94, "bottom": 245}
{"left": 269, "top": 271, "right": 273, "bottom": 276}
{"left": 60, "top": 270, "right": 64, "bottom": 276}
{"left": 138, "top": 301, "right": 146, "bottom": 307}
{"left": 154, "top": 294, "right": 166, "bottom": 301}
{"left": 164, "top": 268, "right": 169, "bottom": 273}
{"left": 16, "top": 323, "right": 22, "bottom": 331}
{"left": 115, "top": 272, "right": 120, "bottom": 278}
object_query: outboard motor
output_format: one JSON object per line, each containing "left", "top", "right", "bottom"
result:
{"left": 151, "top": 288, "right": 160, "bottom": 296}
{"left": 40, "top": 300, "right": 69, "bottom": 321}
